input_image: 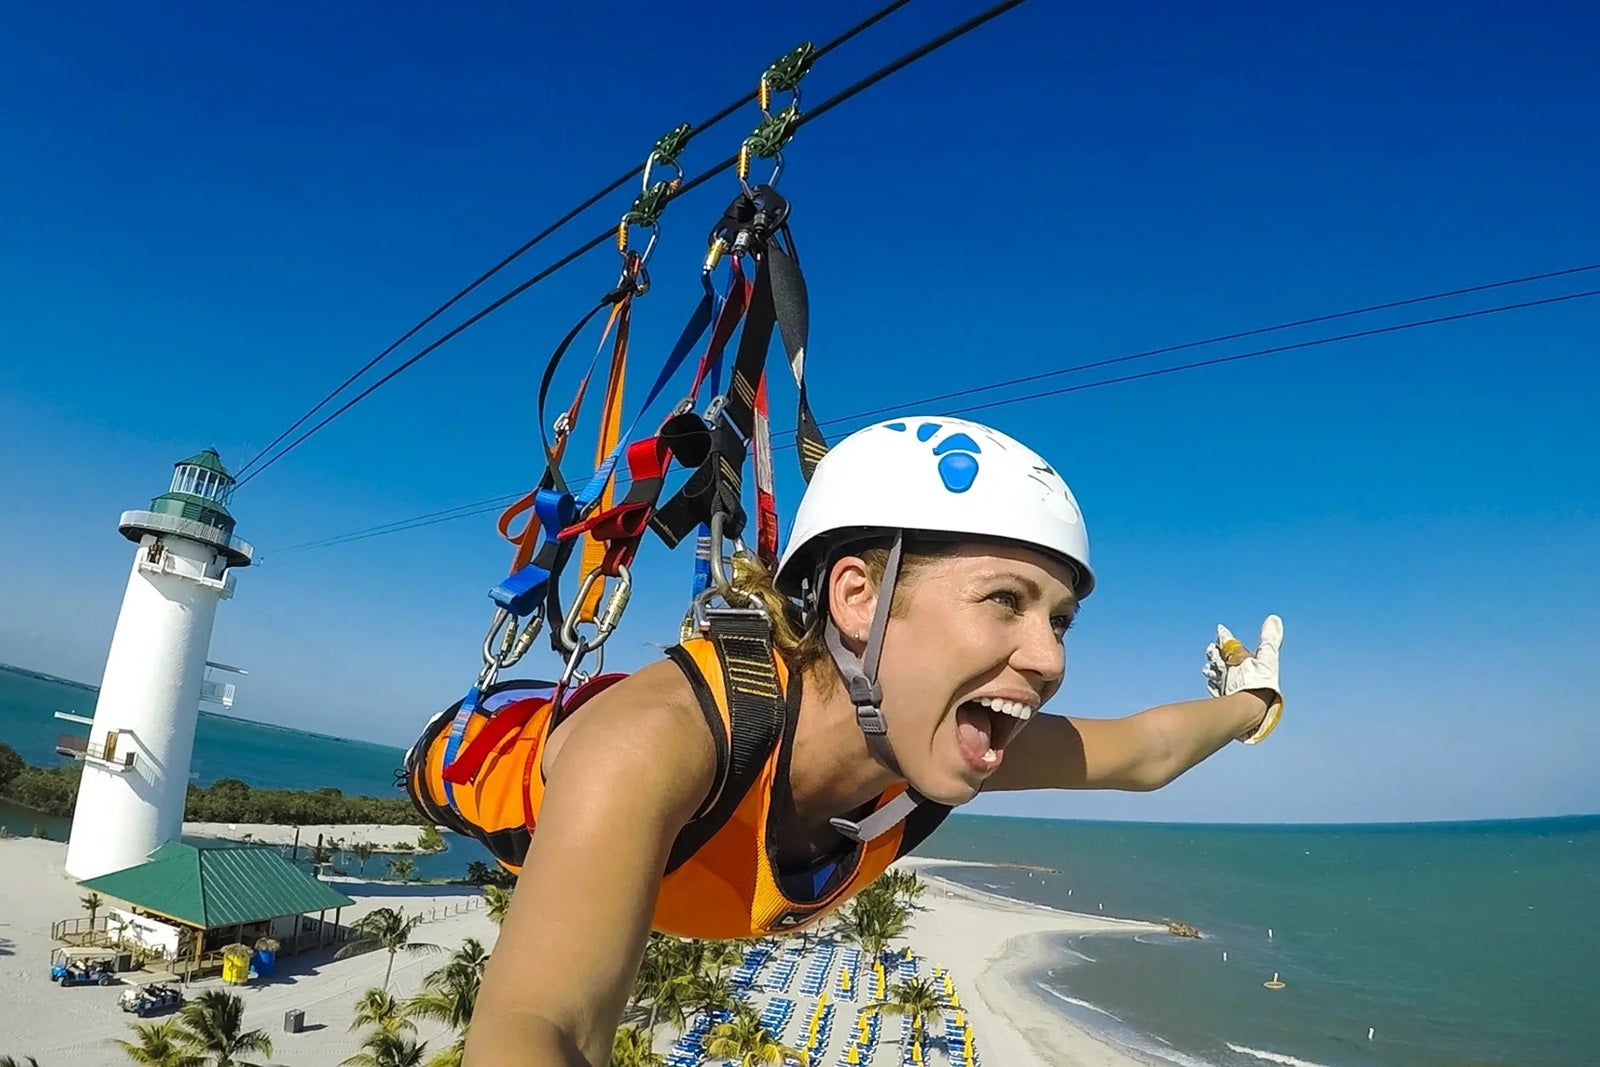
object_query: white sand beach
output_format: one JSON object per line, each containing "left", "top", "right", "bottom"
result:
{"left": 182, "top": 821, "right": 434, "bottom": 851}
{"left": 1, "top": 836, "right": 1165, "bottom": 1066}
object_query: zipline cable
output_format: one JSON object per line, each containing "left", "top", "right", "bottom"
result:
{"left": 235, "top": 0, "right": 921, "bottom": 480}
{"left": 271, "top": 276, "right": 1600, "bottom": 554}
{"left": 237, "top": 0, "right": 1032, "bottom": 488}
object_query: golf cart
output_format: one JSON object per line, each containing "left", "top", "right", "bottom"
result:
{"left": 49, "top": 947, "right": 118, "bottom": 987}
{"left": 119, "top": 981, "right": 184, "bottom": 1016}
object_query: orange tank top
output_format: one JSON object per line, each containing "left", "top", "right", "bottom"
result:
{"left": 404, "top": 625, "right": 950, "bottom": 939}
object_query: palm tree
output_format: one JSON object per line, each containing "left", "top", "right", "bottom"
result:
{"left": 114, "top": 1018, "right": 206, "bottom": 1066}
{"left": 406, "top": 938, "right": 487, "bottom": 1031}
{"left": 859, "top": 976, "right": 956, "bottom": 1059}
{"left": 835, "top": 884, "right": 911, "bottom": 967}
{"left": 702, "top": 1003, "right": 806, "bottom": 1067}
{"left": 483, "top": 884, "right": 512, "bottom": 926}
{"left": 684, "top": 970, "right": 740, "bottom": 1030}
{"left": 698, "top": 939, "right": 745, "bottom": 982}
{"left": 388, "top": 858, "right": 417, "bottom": 883}
{"left": 349, "top": 988, "right": 414, "bottom": 1034}
{"left": 341, "top": 1029, "right": 427, "bottom": 1067}
{"left": 336, "top": 907, "right": 443, "bottom": 990}
{"left": 174, "top": 989, "right": 274, "bottom": 1066}
{"left": 627, "top": 934, "right": 699, "bottom": 1033}
{"left": 884, "top": 869, "right": 927, "bottom": 908}
{"left": 353, "top": 841, "right": 375, "bottom": 875}
{"left": 404, "top": 938, "right": 488, "bottom": 1067}
{"left": 81, "top": 890, "right": 103, "bottom": 939}
{"left": 610, "top": 1025, "right": 664, "bottom": 1067}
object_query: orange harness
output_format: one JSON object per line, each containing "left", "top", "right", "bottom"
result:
{"left": 404, "top": 626, "right": 949, "bottom": 938}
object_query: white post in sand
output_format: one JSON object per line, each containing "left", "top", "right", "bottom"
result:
{"left": 63, "top": 450, "right": 253, "bottom": 881}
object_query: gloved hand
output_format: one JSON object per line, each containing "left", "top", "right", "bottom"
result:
{"left": 1202, "top": 615, "right": 1284, "bottom": 744}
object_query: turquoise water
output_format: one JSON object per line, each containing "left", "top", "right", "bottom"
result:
{"left": 0, "top": 662, "right": 492, "bottom": 880}
{"left": 921, "top": 815, "right": 1600, "bottom": 1067}
{"left": 7, "top": 663, "right": 1595, "bottom": 1065}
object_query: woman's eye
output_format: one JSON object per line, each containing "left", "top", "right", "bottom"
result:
{"left": 991, "top": 590, "right": 1023, "bottom": 612}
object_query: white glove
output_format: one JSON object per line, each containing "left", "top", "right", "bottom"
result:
{"left": 1203, "top": 615, "right": 1284, "bottom": 744}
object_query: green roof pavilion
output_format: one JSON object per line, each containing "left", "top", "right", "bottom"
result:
{"left": 77, "top": 841, "right": 354, "bottom": 976}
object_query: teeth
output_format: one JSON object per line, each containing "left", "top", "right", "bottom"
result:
{"left": 976, "top": 696, "right": 1035, "bottom": 721}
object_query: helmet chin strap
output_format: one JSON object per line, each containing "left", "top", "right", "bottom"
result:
{"left": 822, "top": 532, "right": 926, "bottom": 843}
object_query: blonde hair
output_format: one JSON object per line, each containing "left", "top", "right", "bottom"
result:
{"left": 722, "top": 537, "right": 945, "bottom": 695}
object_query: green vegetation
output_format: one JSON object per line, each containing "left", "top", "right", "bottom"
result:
{"left": 114, "top": 989, "right": 274, "bottom": 1066}
{"left": 334, "top": 907, "right": 442, "bottom": 991}
{"left": 342, "top": 938, "right": 489, "bottom": 1067}
{"left": 0, "top": 743, "right": 417, "bottom": 824}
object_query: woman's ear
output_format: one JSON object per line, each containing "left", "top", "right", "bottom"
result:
{"left": 825, "top": 554, "right": 879, "bottom": 644}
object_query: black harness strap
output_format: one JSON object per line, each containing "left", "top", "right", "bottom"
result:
{"left": 662, "top": 612, "right": 788, "bottom": 876}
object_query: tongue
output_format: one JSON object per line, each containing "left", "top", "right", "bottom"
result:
{"left": 955, "top": 703, "right": 995, "bottom": 765}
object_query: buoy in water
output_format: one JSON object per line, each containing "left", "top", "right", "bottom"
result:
{"left": 1268, "top": 927, "right": 1274, "bottom": 939}
{"left": 1368, "top": 1027, "right": 1375, "bottom": 1040}
{"left": 1263, "top": 973, "right": 1285, "bottom": 990}
{"left": 1222, "top": 951, "right": 1228, "bottom": 962}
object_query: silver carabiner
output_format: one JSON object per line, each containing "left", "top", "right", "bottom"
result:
{"left": 558, "top": 566, "right": 633, "bottom": 654}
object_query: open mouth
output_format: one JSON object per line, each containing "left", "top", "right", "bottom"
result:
{"left": 953, "top": 696, "right": 1033, "bottom": 773}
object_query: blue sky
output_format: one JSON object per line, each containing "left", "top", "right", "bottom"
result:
{"left": 2, "top": 0, "right": 1596, "bottom": 824}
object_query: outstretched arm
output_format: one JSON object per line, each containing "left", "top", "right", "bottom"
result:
{"left": 984, "top": 616, "right": 1284, "bottom": 793}
{"left": 984, "top": 691, "right": 1269, "bottom": 792}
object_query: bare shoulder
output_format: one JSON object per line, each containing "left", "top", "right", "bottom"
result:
{"left": 539, "top": 654, "right": 717, "bottom": 818}
{"left": 471, "top": 655, "right": 721, "bottom": 1063}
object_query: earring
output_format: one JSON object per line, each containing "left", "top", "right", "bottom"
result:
{"left": 854, "top": 630, "right": 863, "bottom": 641}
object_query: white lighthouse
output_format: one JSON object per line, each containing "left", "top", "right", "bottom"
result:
{"left": 64, "top": 449, "right": 253, "bottom": 881}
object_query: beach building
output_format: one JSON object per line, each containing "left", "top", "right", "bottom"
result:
{"left": 64, "top": 841, "right": 353, "bottom": 980}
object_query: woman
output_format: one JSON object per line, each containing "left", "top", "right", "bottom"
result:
{"left": 408, "top": 415, "right": 1284, "bottom": 1066}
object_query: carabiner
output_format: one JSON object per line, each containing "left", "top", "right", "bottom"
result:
{"left": 558, "top": 565, "right": 633, "bottom": 653}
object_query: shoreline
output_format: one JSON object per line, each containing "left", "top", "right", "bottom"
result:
{"left": 3, "top": 827, "right": 1185, "bottom": 1067}
{"left": 182, "top": 820, "right": 438, "bottom": 852}
{"left": 896, "top": 856, "right": 1172, "bottom": 1066}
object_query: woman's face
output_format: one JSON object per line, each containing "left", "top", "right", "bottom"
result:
{"left": 832, "top": 542, "right": 1079, "bottom": 805}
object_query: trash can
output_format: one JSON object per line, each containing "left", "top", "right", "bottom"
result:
{"left": 284, "top": 1009, "right": 304, "bottom": 1034}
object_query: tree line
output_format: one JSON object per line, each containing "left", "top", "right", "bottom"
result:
{"left": 0, "top": 743, "right": 417, "bottom": 825}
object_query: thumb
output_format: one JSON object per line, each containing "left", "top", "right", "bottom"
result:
{"left": 1256, "top": 614, "right": 1284, "bottom": 667}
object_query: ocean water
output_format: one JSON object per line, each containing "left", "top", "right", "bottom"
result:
{"left": 0, "top": 662, "right": 492, "bottom": 879}
{"left": 6, "top": 664, "right": 1595, "bottom": 1065}
{"left": 919, "top": 815, "right": 1600, "bottom": 1067}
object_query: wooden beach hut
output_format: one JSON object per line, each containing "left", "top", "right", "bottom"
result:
{"left": 74, "top": 840, "right": 355, "bottom": 980}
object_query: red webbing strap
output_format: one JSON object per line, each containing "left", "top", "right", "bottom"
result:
{"left": 752, "top": 369, "right": 778, "bottom": 567}
{"left": 557, "top": 435, "right": 674, "bottom": 574}
{"left": 441, "top": 694, "right": 546, "bottom": 786}
{"left": 692, "top": 260, "right": 750, "bottom": 397}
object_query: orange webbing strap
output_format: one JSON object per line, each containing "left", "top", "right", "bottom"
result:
{"left": 498, "top": 429, "right": 572, "bottom": 573}
{"left": 576, "top": 297, "right": 632, "bottom": 621}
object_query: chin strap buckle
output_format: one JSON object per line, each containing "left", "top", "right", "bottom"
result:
{"left": 831, "top": 790, "right": 922, "bottom": 843}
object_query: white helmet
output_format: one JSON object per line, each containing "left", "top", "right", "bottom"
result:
{"left": 774, "top": 415, "right": 1094, "bottom": 600}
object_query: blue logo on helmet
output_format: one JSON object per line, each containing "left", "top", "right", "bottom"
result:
{"left": 886, "top": 420, "right": 982, "bottom": 494}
